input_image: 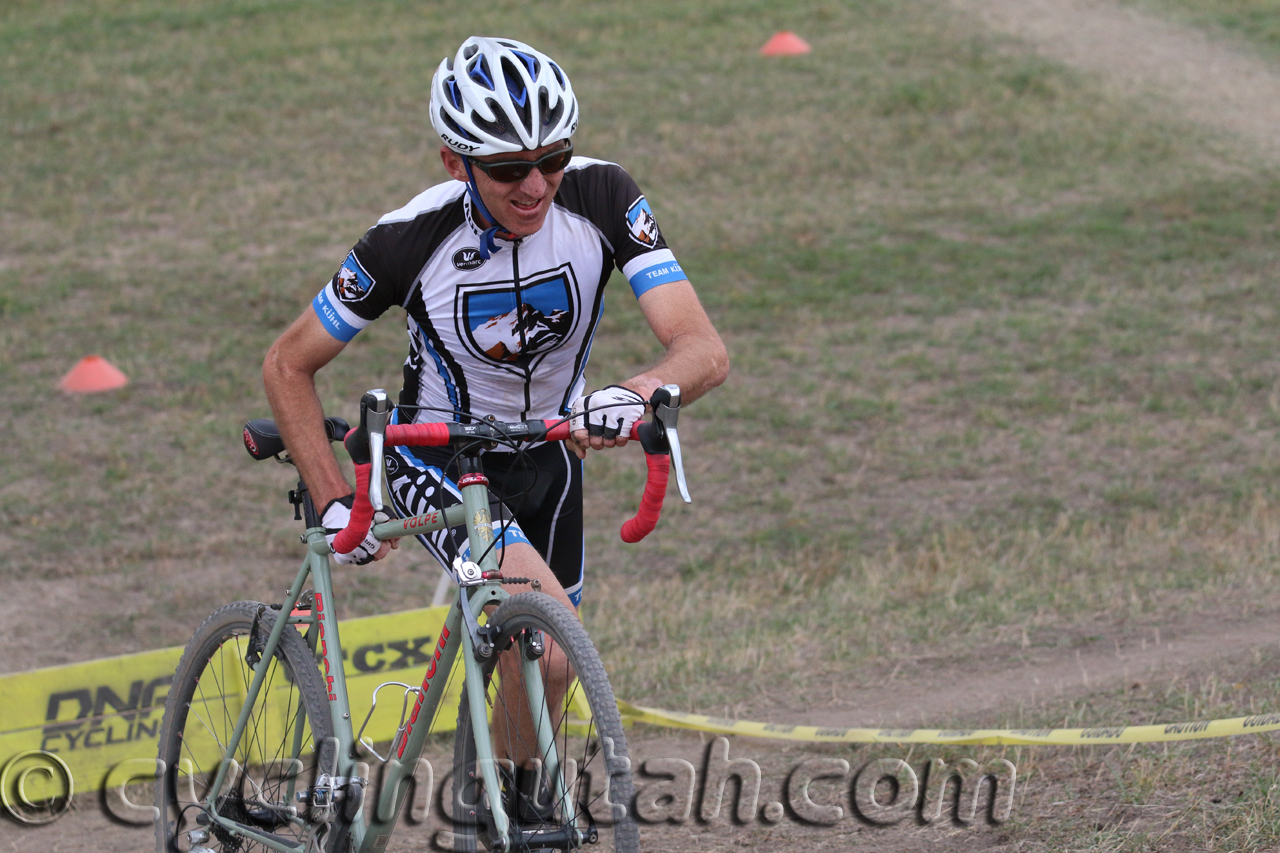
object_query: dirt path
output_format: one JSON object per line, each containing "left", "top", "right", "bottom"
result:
{"left": 950, "top": 0, "right": 1280, "bottom": 164}
{"left": 771, "top": 607, "right": 1280, "bottom": 729}
{"left": 10, "top": 608, "right": 1273, "bottom": 853}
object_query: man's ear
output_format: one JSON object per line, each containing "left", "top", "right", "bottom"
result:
{"left": 440, "top": 146, "right": 469, "bottom": 182}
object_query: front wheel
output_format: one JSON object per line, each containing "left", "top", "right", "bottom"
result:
{"left": 154, "top": 601, "right": 351, "bottom": 852}
{"left": 451, "top": 592, "right": 640, "bottom": 853}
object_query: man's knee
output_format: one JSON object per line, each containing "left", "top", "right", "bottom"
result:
{"left": 495, "top": 544, "right": 575, "bottom": 607}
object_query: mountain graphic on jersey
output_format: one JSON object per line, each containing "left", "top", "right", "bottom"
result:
{"left": 459, "top": 270, "right": 578, "bottom": 368}
{"left": 334, "top": 251, "right": 375, "bottom": 302}
{"left": 625, "top": 196, "right": 660, "bottom": 248}
{"left": 472, "top": 303, "right": 572, "bottom": 362}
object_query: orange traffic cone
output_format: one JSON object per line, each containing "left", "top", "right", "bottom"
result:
{"left": 60, "top": 355, "right": 129, "bottom": 393}
{"left": 760, "top": 31, "right": 812, "bottom": 56}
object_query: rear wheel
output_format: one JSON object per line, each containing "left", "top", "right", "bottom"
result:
{"left": 155, "top": 601, "right": 352, "bottom": 852}
{"left": 451, "top": 592, "right": 640, "bottom": 852}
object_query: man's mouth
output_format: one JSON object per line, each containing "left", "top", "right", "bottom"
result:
{"left": 511, "top": 198, "right": 541, "bottom": 212}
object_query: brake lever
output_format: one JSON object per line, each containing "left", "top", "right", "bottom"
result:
{"left": 650, "top": 384, "right": 692, "bottom": 503}
{"left": 362, "top": 389, "right": 392, "bottom": 512}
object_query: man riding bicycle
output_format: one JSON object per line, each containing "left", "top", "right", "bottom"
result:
{"left": 263, "top": 35, "right": 726, "bottom": 610}
{"left": 262, "top": 41, "right": 727, "bottom": 806}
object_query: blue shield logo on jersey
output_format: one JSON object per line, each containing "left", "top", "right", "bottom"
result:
{"left": 625, "top": 196, "right": 660, "bottom": 248}
{"left": 334, "top": 252, "right": 375, "bottom": 303}
{"left": 460, "top": 267, "right": 578, "bottom": 365}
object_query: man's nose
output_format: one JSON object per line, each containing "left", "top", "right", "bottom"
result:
{"left": 518, "top": 167, "right": 547, "bottom": 195}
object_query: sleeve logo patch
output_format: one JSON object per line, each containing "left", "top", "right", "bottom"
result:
{"left": 625, "top": 196, "right": 661, "bottom": 248}
{"left": 452, "top": 247, "right": 487, "bottom": 271}
{"left": 334, "top": 251, "right": 376, "bottom": 302}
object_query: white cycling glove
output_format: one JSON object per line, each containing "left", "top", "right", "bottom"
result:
{"left": 571, "top": 385, "right": 646, "bottom": 440}
{"left": 322, "top": 496, "right": 387, "bottom": 566}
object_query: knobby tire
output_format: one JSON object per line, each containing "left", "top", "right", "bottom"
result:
{"left": 451, "top": 592, "right": 640, "bottom": 853}
{"left": 155, "top": 600, "right": 353, "bottom": 852}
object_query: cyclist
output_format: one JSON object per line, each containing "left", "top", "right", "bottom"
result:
{"left": 263, "top": 35, "right": 726, "bottom": 607}
{"left": 262, "top": 37, "right": 727, "bottom": 814}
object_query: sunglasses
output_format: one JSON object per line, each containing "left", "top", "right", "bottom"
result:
{"left": 466, "top": 144, "right": 574, "bottom": 183}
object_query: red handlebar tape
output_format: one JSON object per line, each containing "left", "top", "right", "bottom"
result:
{"left": 332, "top": 420, "right": 659, "bottom": 560}
{"left": 383, "top": 422, "right": 451, "bottom": 446}
{"left": 620, "top": 453, "right": 670, "bottom": 543}
{"left": 331, "top": 462, "right": 373, "bottom": 554}
{"left": 382, "top": 421, "right": 574, "bottom": 446}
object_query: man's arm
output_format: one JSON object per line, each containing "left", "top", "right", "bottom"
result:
{"left": 571, "top": 279, "right": 728, "bottom": 453}
{"left": 262, "top": 309, "right": 358, "bottom": 510}
{"left": 624, "top": 279, "right": 729, "bottom": 403}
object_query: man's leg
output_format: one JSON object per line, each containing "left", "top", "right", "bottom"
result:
{"left": 489, "top": 542, "right": 577, "bottom": 779}
{"left": 386, "top": 445, "right": 580, "bottom": 796}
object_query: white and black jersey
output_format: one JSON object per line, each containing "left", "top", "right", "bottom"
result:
{"left": 311, "top": 156, "right": 686, "bottom": 423}
{"left": 310, "top": 156, "right": 686, "bottom": 606}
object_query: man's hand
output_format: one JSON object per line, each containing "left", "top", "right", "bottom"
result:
{"left": 569, "top": 385, "right": 646, "bottom": 456}
{"left": 322, "top": 496, "right": 398, "bottom": 564}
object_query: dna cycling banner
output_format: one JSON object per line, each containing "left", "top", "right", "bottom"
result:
{"left": 0, "top": 607, "right": 462, "bottom": 796}
{"left": 6, "top": 605, "right": 1280, "bottom": 794}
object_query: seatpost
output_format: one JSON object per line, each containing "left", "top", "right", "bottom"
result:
{"left": 295, "top": 479, "right": 321, "bottom": 528}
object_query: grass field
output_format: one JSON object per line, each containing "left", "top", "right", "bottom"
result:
{"left": 1134, "top": 0, "right": 1280, "bottom": 55}
{"left": 7, "top": 0, "right": 1280, "bottom": 849}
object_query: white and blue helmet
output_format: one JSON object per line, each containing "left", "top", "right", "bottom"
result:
{"left": 430, "top": 37, "right": 578, "bottom": 156}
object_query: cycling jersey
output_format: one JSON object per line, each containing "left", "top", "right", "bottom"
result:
{"left": 312, "top": 156, "right": 684, "bottom": 602}
{"left": 311, "top": 157, "right": 687, "bottom": 424}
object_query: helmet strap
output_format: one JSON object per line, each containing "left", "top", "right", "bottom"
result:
{"left": 462, "top": 158, "right": 515, "bottom": 260}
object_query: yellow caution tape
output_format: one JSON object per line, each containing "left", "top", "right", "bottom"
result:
{"left": 617, "top": 701, "right": 1280, "bottom": 745}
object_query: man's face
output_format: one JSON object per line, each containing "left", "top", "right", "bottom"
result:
{"left": 441, "top": 141, "right": 568, "bottom": 238}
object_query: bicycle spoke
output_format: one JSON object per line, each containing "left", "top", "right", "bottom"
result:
{"left": 158, "top": 603, "right": 337, "bottom": 853}
{"left": 461, "top": 603, "right": 636, "bottom": 852}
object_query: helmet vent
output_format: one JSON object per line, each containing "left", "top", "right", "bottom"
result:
{"left": 474, "top": 99, "right": 514, "bottom": 142}
{"left": 501, "top": 58, "right": 529, "bottom": 108}
{"left": 541, "top": 89, "right": 563, "bottom": 132}
{"left": 445, "top": 78, "right": 463, "bottom": 109}
{"left": 510, "top": 49, "right": 540, "bottom": 77}
{"left": 441, "top": 110, "right": 480, "bottom": 143}
{"left": 467, "top": 55, "right": 495, "bottom": 90}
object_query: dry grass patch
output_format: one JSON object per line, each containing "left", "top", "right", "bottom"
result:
{"left": 588, "top": 497, "right": 1280, "bottom": 711}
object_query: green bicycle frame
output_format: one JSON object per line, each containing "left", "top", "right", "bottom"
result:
{"left": 198, "top": 473, "right": 566, "bottom": 853}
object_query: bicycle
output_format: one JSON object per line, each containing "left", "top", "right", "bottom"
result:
{"left": 153, "top": 385, "right": 691, "bottom": 853}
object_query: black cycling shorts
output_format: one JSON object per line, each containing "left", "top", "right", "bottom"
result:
{"left": 384, "top": 441, "right": 585, "bottom": 606}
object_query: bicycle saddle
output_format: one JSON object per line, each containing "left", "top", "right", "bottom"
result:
{"left": 243, "top": 416, "right": 351, "bottom": 461}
